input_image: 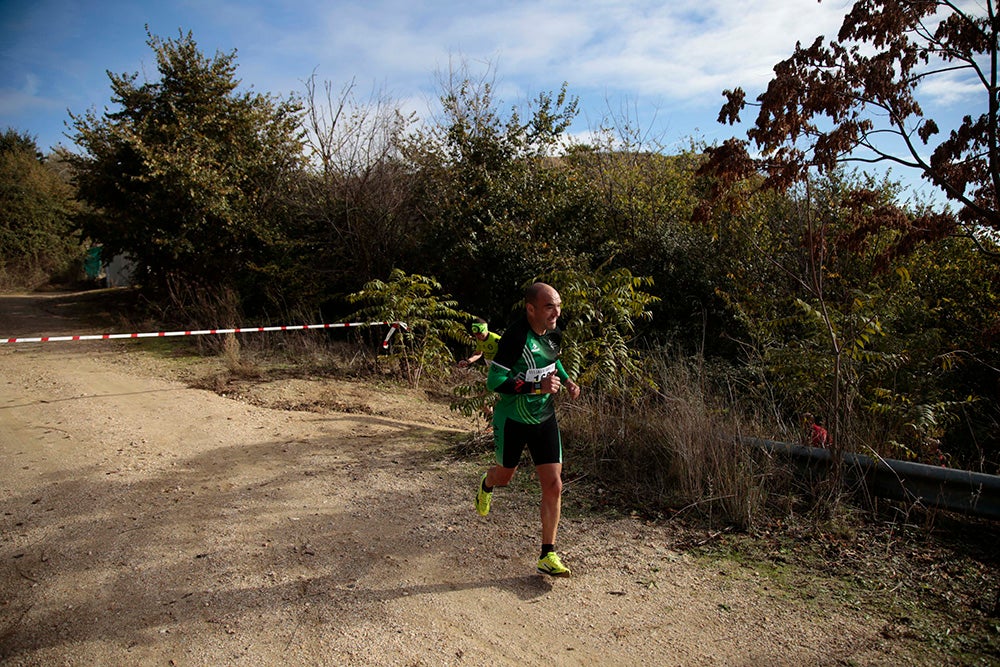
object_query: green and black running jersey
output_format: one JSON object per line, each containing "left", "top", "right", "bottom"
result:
{"left": 486, "top": 316, "right": 569, "bottom": 424}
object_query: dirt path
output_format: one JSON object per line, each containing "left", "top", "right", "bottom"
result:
{"left": 0, "top": 292, "right": 921, "bottom": 666}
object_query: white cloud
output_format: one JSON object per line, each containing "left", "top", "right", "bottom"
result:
{"left": 919, "top": 73, "right": 983, "bottom": 108}
{"left": 548, "top": 1, "right": 850, "bottom": 102}
{"left": 219, "top": 1, "right": 854, "bottom": 110}
{"left": 0, "top": 73, "right": 60, "bottom": 116}
{"left": 2, "top": 0, "right": 978, "bottom": 160}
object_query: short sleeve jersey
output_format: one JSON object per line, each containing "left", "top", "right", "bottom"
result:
{"left": 487, "top": 316, "right": 568, "bottom": 424}
{"left": 474, "top": 331, "right": 501, "bottom": 362}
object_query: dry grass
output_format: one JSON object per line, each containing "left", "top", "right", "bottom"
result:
{"left": 561, "top": 354, "right": 789, "bottom": 529}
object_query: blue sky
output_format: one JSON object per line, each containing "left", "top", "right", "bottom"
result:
{"left": 0, "top": 0, "right": 981, "bottom": 204}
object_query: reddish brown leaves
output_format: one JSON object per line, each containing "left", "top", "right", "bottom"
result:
{"left": 701, "top": 0, "right": 997, "bottom": 237}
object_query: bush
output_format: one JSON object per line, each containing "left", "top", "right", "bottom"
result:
{"left": 345, "top": 269, "right": 475, "bottom": 388}
{"left": 0, "top": 131, "right": 82, "bottom": 289}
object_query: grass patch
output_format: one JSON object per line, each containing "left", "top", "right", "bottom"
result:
{"left": 687, "top": 510, "right": 1000, "bottom": 665}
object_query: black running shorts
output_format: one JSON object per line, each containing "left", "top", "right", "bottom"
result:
{"left": 494, "top": 414, "right": 562, "bottom": 468}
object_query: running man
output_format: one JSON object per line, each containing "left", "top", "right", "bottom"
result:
{"left": 457, "top": 317, "right": 502, "bottom": 418}
{"left": 474, "top": 282, "right": 581, "bottom": 577}
{"left": 457, "top": 318, "right": 501, "bottom": 368}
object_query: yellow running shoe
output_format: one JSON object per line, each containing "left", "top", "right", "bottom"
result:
{"left": 475, "top": 473, "right": 492, "bottom": 516}
{"left": 537, "top": 551, "right": 571, "bottom": 577}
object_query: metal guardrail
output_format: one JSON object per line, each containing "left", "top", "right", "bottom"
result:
{"left": 741, "top": 438, "right": 1000, "bottom": 520}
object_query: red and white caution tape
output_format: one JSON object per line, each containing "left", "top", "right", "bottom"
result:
{"left": 2, "top": 321, "right": 408, "bottom": 349}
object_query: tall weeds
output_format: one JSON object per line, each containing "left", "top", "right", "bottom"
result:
{"left": 562, "top": 352, "right": 781, "bottom": 529}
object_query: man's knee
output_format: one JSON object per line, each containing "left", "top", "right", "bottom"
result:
{"left": 537, "top": 466, "right": 563, "bottom": 496}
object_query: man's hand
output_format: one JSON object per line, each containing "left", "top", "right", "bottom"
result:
{"left": 565, "top": 379, "right": 581, "bottom": 400}
{"left": 540, "top": 375, "right": 581, "bottom": 398}
{"left": 540, "top": 373, "right": 562, "bottom": 394}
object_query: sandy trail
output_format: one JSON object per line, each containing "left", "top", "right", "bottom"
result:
{"left": 0, "top": 292, "right": 914, "bottom": 666}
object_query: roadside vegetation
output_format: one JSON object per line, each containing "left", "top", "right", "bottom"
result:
{"left": 3, "top": 4, "right": 999, "bottom": 662}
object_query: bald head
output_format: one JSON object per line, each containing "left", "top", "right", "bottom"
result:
{"left": 525, "top": 282, "right": 555, "bottom": 305}
{"left": 525, "top": 282, "right": 562, "bottom": 334}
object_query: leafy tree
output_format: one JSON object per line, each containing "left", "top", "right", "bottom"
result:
{"left": 345, "top": 269, "right": 473, "bottom": 388}
{"left": 706, "top": 0, "right": 997, "bottom": 256}
{"left": 0, "top": 129, "right": 81, "bottom": 288}
{"left": 542, "top": 266, "right": 659, "bottom": 400}
{"left": 566, "top": 144, "right": 733, "bottom": 352}
{"left": 714, "top": 170, "right": 998, "bottom": 470}
{"left": 894, "top": 234, "right": 1000, "bottom": 469}
{"left": 68, "top": 29, "right": 305, "bottom": 311}
{"left": 412, "top": 62, "right": 589, "bottom": 320}
{"left": 0, "top": 129, "right": 43, "bottom": 158}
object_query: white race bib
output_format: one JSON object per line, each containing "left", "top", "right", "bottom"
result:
{"left": 523, "top": 363, "right": 557, "bottom": 383}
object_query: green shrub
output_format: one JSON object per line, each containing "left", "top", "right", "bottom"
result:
{"left": 346, "top": 269, "right": 474, "bottom": 387}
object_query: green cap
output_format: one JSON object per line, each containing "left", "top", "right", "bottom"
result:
{"left": 471, "top": 322, "right": 488, "bottom": 334}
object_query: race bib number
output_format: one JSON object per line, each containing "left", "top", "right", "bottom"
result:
{"left": 523, "top": 363, "right": 557, "bottom": 383}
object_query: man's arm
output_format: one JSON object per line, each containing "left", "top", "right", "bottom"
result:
{"left": 538, "top": 371, "right": 580, "bottom": 398}
{"left": 487, "top": 361, "right": 535, "bottom": 394}
{"left": 487, "top": 321, "right": 532, "bottom": 394}
{"left": 457, "top": 350, "right": 484, "bottom": 368}
{"left": 563, "top": 377, "right": 581, "bottom": 399}
{"left": 553, "top": 360, "right": 580, "bottom": 398}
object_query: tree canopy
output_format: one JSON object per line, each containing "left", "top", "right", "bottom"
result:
{"left": 410, "top": 65, "right": 586, "bottom": 323}
{"left": 68, "top": 29, "right": 305, "bottom": 303}
{"left": 706, "top": 0, "right": 997, "bottom": 253}
{"left": 0, "top": 129, "right": 81, "bottom": 288}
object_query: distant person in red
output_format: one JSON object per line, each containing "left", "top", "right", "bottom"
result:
{"left": 802, "top": 413, "right": 829, "bottom": 447}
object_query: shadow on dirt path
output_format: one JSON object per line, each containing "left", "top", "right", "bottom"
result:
{"left": 0, "top": 290, "right": 940, "bottom": 666}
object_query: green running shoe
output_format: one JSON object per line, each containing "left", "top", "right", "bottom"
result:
{"left": 537, "top": 551, "right": 571, "bottom": 577}
{"left": 475, "top": 473, "right": 492, "bottom": 516}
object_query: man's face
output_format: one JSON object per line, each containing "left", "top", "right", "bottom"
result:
{"left": 526, "top": 287, "right": 561, "bottom": 333}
